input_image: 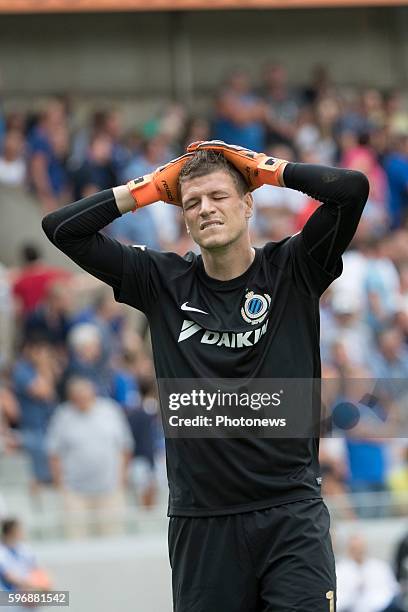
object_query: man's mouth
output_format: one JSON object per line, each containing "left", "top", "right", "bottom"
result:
{"left": 200, "top": 220, "right": 223, "bottom": 230}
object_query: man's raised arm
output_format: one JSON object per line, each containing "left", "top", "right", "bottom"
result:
{"left": 42, "top": 153, "right": 193, "bottom": 288}
{"left": 283, "top": 163, "right": 370, "bottom": 274}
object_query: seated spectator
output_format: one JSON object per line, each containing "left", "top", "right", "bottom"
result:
{"left": 73, "top": 288, "right": 124, "bottom": 360}
{"left": 127, "top": 384, "right": 157, "bottom": 508}
{"left": 108, "top": 136, "right": 171, "bottom": 249}
{"left": 28, "top": 100, "right": 71, "bottom": 212}
{"left": 64, "top": 323, "right": 111, "bottom": 397}
{"left": 112, "top": 349, "right": 142, "bottom": 412}
{"left": 12, "top": 243, "right": 71, "bottom": 317}
{"left": 261, "top": 62, "right": 301, "bottom": 145}
{"left": 324, "top": 293, "right": 374, "bottom": 367}
{"left": 295, "top": 97, "right": 339, "bottom": 166}
{"left": 342, "top": 143, "right": 389, "bottom": 235}
{"left": 71, "top": 133, "right": 118, "bottom": 200}
{"left": 214, "top": 68, "right": 267, "bottom": 151}
{"left": 335, "top": 369, "right": 396, "bottom": 518}
{"left": 252, "top": 144, "right": 306, "bottom": 239}
{"left": 335, "top": 88, "right": 376, "bottom": 142}
{"left": 24, "top": 281, "right": 74, "bottom": 348}
{"left": 12, "top": 338, "right": 57, "bottom": 491}
{"left": 363, "top": 236, "right": 401, "bottom": 332}
{"left": 182, "top": 116, "right": 211, "bottom": 151}
{"left": 384, "top": 89, "right": 408, "bottom": 137}
{"left": 0, "top": 130, "right": 26, "bottom": 187}
{"left": 383, "top": 133, "right": 408, "bottom": 229}
{"left": 301, "top": 64, "right": 333, "bottom": 106}
{"left": 0, "top": 518, "right": 51, "bottom": 594}
{"left": 47, "top": 377, "right": 133, "bottom": 537}
{"left": 370, "top": 325, "right": 408, "bottom": 400}
{"left": 337, "top": 533, "right": 399, "bottom": 612}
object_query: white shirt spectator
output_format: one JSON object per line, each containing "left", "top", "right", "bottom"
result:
{"left": 330, "top": 250, "right": 369, "bottom": 312}
{"left": 47, "top": 397, "right": 134, "bottom": 494}
{"left": 0, "top": 158, "right": 26, "bottom": 187}
{"left": 253, "top": 183, "right": 306, "bottom": 213}
{"left": 337, "top": 555, "right": 399, "bottom": 612}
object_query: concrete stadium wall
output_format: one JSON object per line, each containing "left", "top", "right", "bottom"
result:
{"left": 0, "top": 7, "right": 406, "bottom": 120}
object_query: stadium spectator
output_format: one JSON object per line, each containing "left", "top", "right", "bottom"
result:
{"left": 295, "top": 96, "right": 339, "bottom": 165}
{"left": 64, "top": 323, "right": 111, "bottom": 398}
{"left": 337, "top": 533, "right": 399, "bottom": 612}
{"left": 12, "top": 338, "right": 57, "bottom": 492}
{"left": 0, "top": 130, "right": 26, "bottom": 187}
{"left": 0, "top": 518, "right": 50, "bottom": 594}
{"left": 111, "top": 349, "right": 142, "bottom": 412}
{"left": 214, "top": 68, "right": 267, "bottom": 150}
{"left": 324, "top": 293, "right": 374, "bottom": 367}
{"left": 301, "top": 64, "right": 333, "bottom": 106}
{"left": 363, "top": 236, "right": 401, "bottom": 332}
{"left": 127, "top": 383, "right": 157, "bottom": 508}
{"left": 47, "top": 376, "right": 133, "bottom": 537}
{"left": 262, "top": 62, "right": 301, "bottom": 145}
{"left": 182, "top": 116, "right": 211, "bottom": 151}
{"left": 29, "top": 100, "right": 71, "bottom": 212}
{"left": 337, "top": 370, "right": 397, "bottom": 517}
{"left": 370, "top": 326, "right": 408, "bottom": 400}
{"left": 73, "top": 288, "right": 124, "bottom": 360}
{"left": 342, "top": 143, "right": 389, "bottom": 236}
{"left": 383, "top": 133, "right": 408, "bottom": 229}
{"left": 251, "top": 144, "right": 305, "bottom": 240}
{"left": 386, "top": 530, "right": 408, "bottom": 611}
{"left": 71, "top": 133, "right": 118, "bottom": 200}
{"left": 12, "top": 243, "right": 71, "bottom": 317}
{"left": 24, "top": 281, "right": 74, "bottom": 348}
{"left": 108, "top": 136, "right": 170, "bottom": 249}
{"left": 384, "top": 90, "right": 408, "bottom": 140}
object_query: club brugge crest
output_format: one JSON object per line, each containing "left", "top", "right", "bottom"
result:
{"left": 241, "top": 291, "right": 271, "bottom": 325}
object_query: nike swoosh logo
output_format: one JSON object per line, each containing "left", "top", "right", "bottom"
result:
{"left": 181, "top": 302, "right": 209, "bottom": 315}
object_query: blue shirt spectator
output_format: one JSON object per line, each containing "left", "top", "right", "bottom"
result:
{"left": 383, "top": 145, "right": 408, "bottom": 229}
{"left": 12, "top": 360, "right": 55, "bottom": 432}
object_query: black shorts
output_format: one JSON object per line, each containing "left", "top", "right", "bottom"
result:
{"left": 168, "top": 498, "right": 336, "bottom": 612}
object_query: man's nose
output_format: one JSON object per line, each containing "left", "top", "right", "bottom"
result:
{"left": 199, "top": 196, "right": 216, "bottom": 216}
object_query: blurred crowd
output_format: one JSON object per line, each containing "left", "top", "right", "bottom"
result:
{"left": 0, "top": 62, "right": 408, "bottom": 530}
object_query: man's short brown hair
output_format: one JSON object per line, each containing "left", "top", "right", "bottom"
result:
{"left": 178, "top": 150, "right": 249, "bottom": 202}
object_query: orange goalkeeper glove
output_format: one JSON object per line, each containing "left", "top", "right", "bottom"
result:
{"left": 127, "top": 152, "right": 193, "bottom": 209}
{"left": 186, "top": 140, "right": 288, "bottom": 191}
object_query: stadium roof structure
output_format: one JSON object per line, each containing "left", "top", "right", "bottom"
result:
{"left": 1, "top": 0, "right": 408, "bottom": 12}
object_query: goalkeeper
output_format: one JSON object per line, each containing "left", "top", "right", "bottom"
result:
{"left": 43, "top": 140, "right": 369, "bottom": 611}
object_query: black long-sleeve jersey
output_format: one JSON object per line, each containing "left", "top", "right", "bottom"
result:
{"left": 42, "top": 163, "right": 369, "bottom": 516}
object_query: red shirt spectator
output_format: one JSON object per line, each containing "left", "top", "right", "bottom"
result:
{"left": 12, "top": 244, "right": 70, "bottom": 315}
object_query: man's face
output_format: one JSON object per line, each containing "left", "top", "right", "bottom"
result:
{"left": 181, "top": 170, "right": 252, "bottom": 250}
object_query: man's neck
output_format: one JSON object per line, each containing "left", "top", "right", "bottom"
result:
{"left": 200, "top": 238, "right": 255, "bottom": 281}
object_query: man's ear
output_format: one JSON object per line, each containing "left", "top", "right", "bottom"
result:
{"left": 244, "top": 192, "right": 254, "bottom": 219}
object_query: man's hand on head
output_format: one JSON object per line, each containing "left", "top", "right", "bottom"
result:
{"left": 186, "top": 140, "right": 288, "bottom": 191}
{"left": 126, "top": 152, "right": 193, "bottom": 211}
